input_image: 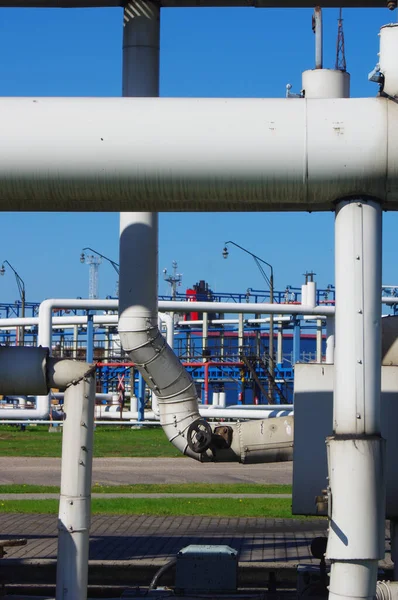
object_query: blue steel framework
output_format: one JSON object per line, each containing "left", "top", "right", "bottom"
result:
{"left": 0, "top": 285, "right": 396, "bottom": 406}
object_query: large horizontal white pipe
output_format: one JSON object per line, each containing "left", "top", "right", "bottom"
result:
{"left": 0, "top": 1, "right": 387, "bottom": 8}
{"left": 0, "top": 420, "right": 162, "bottom": 426}
{"left": 1, "top": 97, "right": 397, "bottom": 211}
{"left": 177, "top": 316, "right": 292, "bottom": 326}
{"left": 163, "top": 301, "right": 335, "bottom": 315}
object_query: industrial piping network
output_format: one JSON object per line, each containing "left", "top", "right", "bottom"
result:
{"left": 0, "top": 2, "right": 397, "bottom": 600}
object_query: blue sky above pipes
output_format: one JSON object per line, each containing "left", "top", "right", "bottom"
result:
{"left": 0, "top": 5, "right": 396, "bottom": 302}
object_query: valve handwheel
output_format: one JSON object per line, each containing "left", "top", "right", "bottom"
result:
{"left": 187, "top": 420, "right": 212, "bottom": 453}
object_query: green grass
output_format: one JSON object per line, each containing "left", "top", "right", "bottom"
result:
{"left": 0, "top": 497, "right": 298, "bottom": 518}
{"left": 0, "top": 425, "right": 181, "bottom": 458}
{"left": 0, "top": 483, "right": 292, "bottom": 494}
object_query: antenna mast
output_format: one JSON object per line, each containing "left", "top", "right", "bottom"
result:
{"left": 335, "top": 8, "right": 347, "bottom": 72}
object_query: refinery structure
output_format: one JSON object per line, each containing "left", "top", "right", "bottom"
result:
{"left": 1, "top": 1, "right": 398, "bottom": 600}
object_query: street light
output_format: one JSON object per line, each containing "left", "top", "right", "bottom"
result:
{"left": 0, "top": 260, "right": 26, "bottom": 345}
{"left": 222, "top": 241, "right": 275, "bottom": 384}
{"left": 80, "top": 248, "right": 119, "bottom": 275}
{"left": 80, "top": 247, "right": 119, "bottom": 298}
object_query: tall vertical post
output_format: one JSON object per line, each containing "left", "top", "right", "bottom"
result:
{"left": 73, "top": 324, "right": 79, "bottom": 359}
{"left": 56, "top": 370, "right": 96, "bottom": 600}
{"left": 316, "top": 319, "right": 322, "bottom": 363}
{"left": 277, "top": 316, "right": 283, "bottom": 366}
{"left": 202, "top": 312, "right": 209, "bottom": 360}
{"left": 269, "top": 274, "right": 274, "bottom": 399}
{"left": 292, "top": 317, "right": 301, "bottom": 364}
{"left": 313, "top": 6, "right": 323, "bottom": 69}
{"left": 325, "top": 316, "right": 335, "bottom": 364}
{"left": 123, "top": 1, "right": 160, "bottom": 98}
{"left": 86, "top": 313, "right": 94, "bottom": 364}
{"left": 238, "top": 313, "right": 244, "bottom": 353}
{"left": 326, "top": 199, "right": 385, "bottom": 600}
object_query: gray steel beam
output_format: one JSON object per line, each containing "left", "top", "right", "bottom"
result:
{"left": 0, "top": 1, "right": 391, "bottom": 8}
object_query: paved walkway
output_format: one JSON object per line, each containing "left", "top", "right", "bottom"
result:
{"left": 0, "top": 514, "right": 393, "bottom": 569}
{"left": 0, "top": 457, "right": 293, "bottom": 486}
{"left": 0, "top": 514, "right": 326, "bottom": 563}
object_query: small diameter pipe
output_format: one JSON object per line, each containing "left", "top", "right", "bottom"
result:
{"left": 306, "top": 281, "right": 316, "bottom": 308}
{"left": 301, "top": 284, "right": 308, "bottom": 306}
{"left": 277, "top": 316, "right": 283, "bottom": 365}
{"left": 56, "top": 364, "right": 96, "bottom": 600}
{"left": 314, "top": 6, "right": 323, "bottom": 69}
{"left": 202, "top": 311, "right": 209, "bottom": 360}
{"left": 238, "top": 313, "right": 244, "bottom": 351}
{"left": 316, "top": 319, "right": 322, "bottom": 363}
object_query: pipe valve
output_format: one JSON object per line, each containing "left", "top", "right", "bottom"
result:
{"left": 187, "top": 420, "right": 213, "bottom": 453}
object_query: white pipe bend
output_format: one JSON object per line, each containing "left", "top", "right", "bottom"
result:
{"left": 119, "top": 316, "right": 203, "bottom": 460}
{"left": 119, "top": 314, "right": 294, "bottom": 462}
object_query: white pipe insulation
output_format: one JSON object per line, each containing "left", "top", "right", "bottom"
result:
{"left": 118, "top": 213, "right": 293, "bottom": 463}
{"left": 327, "top": 200, "right": 385, "bottom": 600}
{"left": 56, "top": 369, "right": 96, "bottom": 600}
{"left": 0, "top": 97, "right": 397, "bottom": 211}
{"left": 0, "top": 345, "right": 93, "bottom": 400}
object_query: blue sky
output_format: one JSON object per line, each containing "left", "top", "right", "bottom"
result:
{"left": 0, "top": 5, "right": 397, "bottom": 302}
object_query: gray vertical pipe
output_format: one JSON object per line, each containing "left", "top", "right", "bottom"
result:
{"left": 277, "top": 316, "right": 283, "bottom": 365}
{"left": 316, "top": 319, "right": 322, "bottom": 363}
{"left": 123, "top": 1, "right": 160, "bottom": 98}
{"left": 314, "top": 6, "right": 323, "bottom": 69}
{"left": 121, "top": 1, "right": 160, "bottom": 427}
{"left": 202, "top": 312, "right": 209, "bottom": 360}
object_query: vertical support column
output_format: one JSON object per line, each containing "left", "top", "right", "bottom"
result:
{"left": 326, "top": 199, "right": 385, "bottom": 600}
{"left": 220, "top": 327, "right": 225, "bottom": 359}
{"left": 316, "top": 319, "right": 323, "bottom": 363}
{"left": 292, "top": 317, "right": 301, "bottom": 365}
{"left": 86, "top": 313, "right": 94, "bottom": 364}
{"left": 137, "top": 374, "right": 146, "bottom": 422}
{"left": 103, "top": 327, "right": 109, "bottom": 362}
{"left": 56, "top": 369, "right": 96, "bottom": 600}
{"left": 202, "top": 312, "right": 209, "bottom": 360}
{"left": 325, "top": 316, "right": 335, "bottom": 364}
{"left": 73, "top": 324, "right": 79, "bottom": 360}
{"left": 277, "top": 316, "right": 283, "bottom": 366}
{"left": 123, "top": 1, "right": 160, "bottom": 98}
{"left": 238, "top": 314, "right": 244, "bottom": 353}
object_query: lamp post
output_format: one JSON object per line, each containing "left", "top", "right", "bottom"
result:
{"left": 0, "top": 260, "right": 26, "bottom": 345}
{"left": 222, "top": 241, "right": 275, "bottom": 384}
{"left": 80, "top": 247, "right": 120, "bottom": 298}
